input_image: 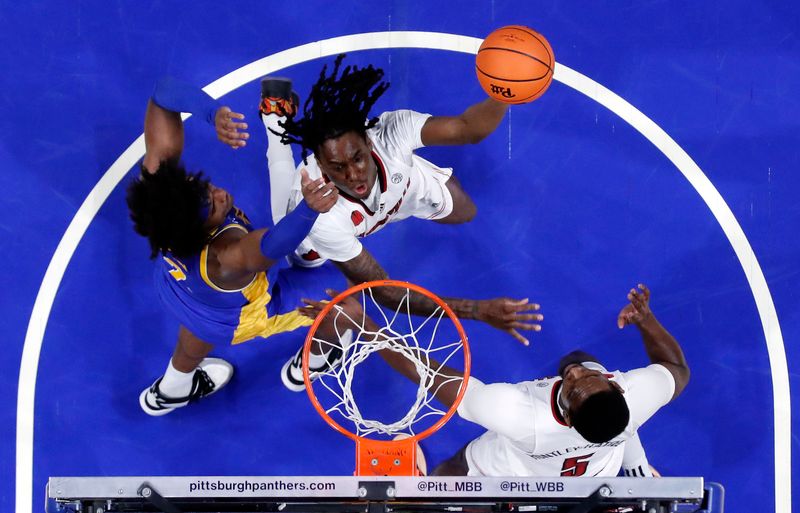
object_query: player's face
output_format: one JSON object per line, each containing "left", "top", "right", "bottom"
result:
{"left": 560, "top": 364, "right": 623, "bottom": 423}
{"left": 203, "top": 183, "right": 234, "bottom": 228}
{"left": 316, "top": 132, "right": 377, "bottom": 199}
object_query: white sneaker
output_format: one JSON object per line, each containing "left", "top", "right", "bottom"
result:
{"left": 281, "top": 330, "right": 353, "bottom": 392}
{"left": 139, "top": 358, "right": 234, "bottom": 416}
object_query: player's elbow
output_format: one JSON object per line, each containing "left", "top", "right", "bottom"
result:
{"left": 462, "top": 129, "right": 488, "bottom": 145}
{"left": 671, "top": 364, "right": 690, "bottom": 400}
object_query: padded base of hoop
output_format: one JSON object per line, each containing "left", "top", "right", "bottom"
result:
{"left": 356, "top": 437, "right": 419, "bottom": 476}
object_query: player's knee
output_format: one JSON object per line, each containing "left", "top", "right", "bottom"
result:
{"left": 456, "top": 198, "right": 477, "bottom": 223}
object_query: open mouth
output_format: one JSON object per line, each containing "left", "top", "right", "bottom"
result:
{"left": 353, "top": 184, "right": 368, "bottom": 195}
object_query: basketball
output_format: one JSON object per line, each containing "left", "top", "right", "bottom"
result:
{"left": 476, "top": 25, "right": 555, "bottom": 104}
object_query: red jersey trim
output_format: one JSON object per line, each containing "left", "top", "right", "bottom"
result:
{"left": 550, "top": 380, "right": 569, "bottom": 426}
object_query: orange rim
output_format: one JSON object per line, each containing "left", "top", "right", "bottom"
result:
{"left": 302, "top": 279, "right": 471, "bottom": 444}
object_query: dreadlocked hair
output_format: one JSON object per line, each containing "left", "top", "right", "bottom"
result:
{"left": 126, "top": 159, "right": 211, "bottom": 259}
{"left": 274, "top": 53, "right": 390, "bottom": 162}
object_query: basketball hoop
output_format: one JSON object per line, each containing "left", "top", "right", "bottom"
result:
{"left": 303, "top": 280, "right": 471, "bottom": 476}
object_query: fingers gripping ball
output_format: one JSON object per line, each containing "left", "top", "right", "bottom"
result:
{"left": 476, "top": 25, "right": 555, "bottom": 104}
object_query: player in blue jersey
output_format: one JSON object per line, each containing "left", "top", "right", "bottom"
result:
{"left": 126, "top": 77, "right": 349, "bottom": 416}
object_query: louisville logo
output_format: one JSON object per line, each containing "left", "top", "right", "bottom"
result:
{"left": 351, "top": 210, "right": 365, "bottom": 226}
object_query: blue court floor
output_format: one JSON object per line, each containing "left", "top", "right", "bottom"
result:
{"left": 1, "top": 2, "right": 798, "bottom": 512}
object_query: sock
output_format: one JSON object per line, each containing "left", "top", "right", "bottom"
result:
{"left": 264, "top": 114, "right": 298, "bottom": 224}
{"left": 158, "top": 359, "right": 195, "bottom": 398}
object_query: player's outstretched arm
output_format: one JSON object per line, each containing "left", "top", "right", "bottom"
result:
{"left": 334, "top": 249, "right": 543, "bottom": 345}
{"left": 142, "top": 98, "right": 184, "bottom": 174}
{"left": 617, "top": 284, "right": 690, "bottom": 400}
{"left": 216, "top": 170, "right": 337, "bottom": 279}
{"left": 420, "top": 98, "right": 509, "bottom": 146}
{"left": 142, "top": 77, "right": 248, "bottom": 174}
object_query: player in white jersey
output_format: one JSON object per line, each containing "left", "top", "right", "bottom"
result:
{"left": 258, "top": 55, "right": 544, "bottom": 390}
{"left": 302, "top": 283, "right": 689, "bottom": 477}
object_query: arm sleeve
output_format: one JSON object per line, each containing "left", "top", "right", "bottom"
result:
{"left": 259, "top": 201, "right": 319, "bottom": 259}
{"left": 456, "top": 377, "right": 536, "bottom": 442}
{"left": 622, "top": 364, "right": 676, "bottom": 429}
{"left": 375, "top": 110, "right": 432, "bottom": 155}
{"left": 151, "top": 76, "right": 220, "bottom": 125}
{"left": 621, "top": 432, "right": 653, "bottom": 477}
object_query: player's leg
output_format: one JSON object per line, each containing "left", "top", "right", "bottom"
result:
{"left": 409, "top": 156, "right": 476, "bottom": 225}
{"left": 268, "top": 264, "right": 352, "bottom": 391}
{"left": 260, "top": 77, "right": 300, "bottom": 224}
{"left": 435, "top": 175, "right": 477, "bottom": 224}
{"left": 139, "top": 326, "right": 234, "bottom": 416}
{"left": 431, "top": 443, "right": 471, "bottom": 476}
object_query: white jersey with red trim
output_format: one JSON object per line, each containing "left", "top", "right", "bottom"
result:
{"left": 457, "top": 363, "right": 675, "bottom": 477}
{"left": 288, "top": 109, "right": 454, "bottom": 264}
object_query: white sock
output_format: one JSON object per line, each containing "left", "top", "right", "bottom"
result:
{"left": 158, "top": 359, "right": 194, "bottom": 398}
{"left": 264, "top": 114, "right": 297, "bottom": 224}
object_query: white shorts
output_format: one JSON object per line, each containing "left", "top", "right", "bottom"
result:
{"left": 394, "top": 154, "right": 455, "bottom": 222}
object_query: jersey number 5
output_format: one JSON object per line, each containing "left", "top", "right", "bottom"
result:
{"left": 560, "top": 453, "right": 594, "bottom": 476}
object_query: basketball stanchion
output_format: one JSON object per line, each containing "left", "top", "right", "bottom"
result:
{"left": 302, "top": 280, "right": 471, "bottom": 476}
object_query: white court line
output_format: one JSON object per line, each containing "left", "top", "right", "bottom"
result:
{"left": 16, "top": 31, "right": 790, "bottom": 513}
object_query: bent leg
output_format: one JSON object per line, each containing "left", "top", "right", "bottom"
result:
{"left": 434, "top": 175, "right": 476, "bottom": 225}
{"left": 140, "top": 326, "right": 232, "bottom": 415}
{"left": 263, "top": 114, "right": 298, "bottom": 224}
{"left": 171, "top": 325, "right": 214, "bottom": 372}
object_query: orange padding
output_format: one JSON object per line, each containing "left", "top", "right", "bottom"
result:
{"left": 355, "top": 437, "right": 419, "bottom": 476}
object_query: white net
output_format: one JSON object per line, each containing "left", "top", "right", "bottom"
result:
{"left": 308, "top": 285, "right": 468, "bottom": 438}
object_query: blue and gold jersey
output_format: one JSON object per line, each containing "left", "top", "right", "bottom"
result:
{"left": 154, "top": 206, "right": 327, "bottom": 345}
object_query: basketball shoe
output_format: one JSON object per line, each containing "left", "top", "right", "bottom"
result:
{"left": 139, "top": 358, "right": 234, "bottom": 416}
{"left": 281, "top": 329, "right": 353, "bottom": 392}
{"left": 259, "top": 77, "right": 300, "bottom": 118}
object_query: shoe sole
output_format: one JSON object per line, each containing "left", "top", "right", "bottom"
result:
{"left": 139, "top": 387, "right": 182, "bottom": 417}
{"left": 139, "top": 358, "right": 234, "bottom": 416}
{"left": 260, "top": 77, "right": 292, "bottom": 99}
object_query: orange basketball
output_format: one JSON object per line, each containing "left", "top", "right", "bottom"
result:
{"left": 476, "top": 25, "right": 555, "bottom": 104}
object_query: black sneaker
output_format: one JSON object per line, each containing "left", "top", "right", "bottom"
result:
{"left": 259, "top": 77, "right": 300, "bottom": 118}
{"left": 139, "top": 358, "right": 234, "bottom": 416}
{"left": 281, "top": 330, "right": 353, "bottom": 392}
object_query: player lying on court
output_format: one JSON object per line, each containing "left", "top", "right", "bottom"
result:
{"left": 126, "top": 77, "right": 363, "bottom": 415}
{"left": 300, "top": 284, "right": 689, "bottom": 477}
{"left": 221, "top": 54, "right": 544, "bottom": 389}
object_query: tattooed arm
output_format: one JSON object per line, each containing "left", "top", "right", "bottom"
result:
{"left": 334, "top": 248, "right": 543, "bottom": 344}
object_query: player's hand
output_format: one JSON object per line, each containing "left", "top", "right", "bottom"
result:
{"left": 617, "top": 284, "right": 652, "bottom": 329}
{"left": 474, "top": 298, "right": 543, "bottom": 346}
{"left": 214, "top": 106, "right": 249, "bottom": 149}
{"left": 301, "top": 169, "right": 338, "bottom": 213}
{"left": 300, "top": 289, "right": 368, "bottom": 328}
